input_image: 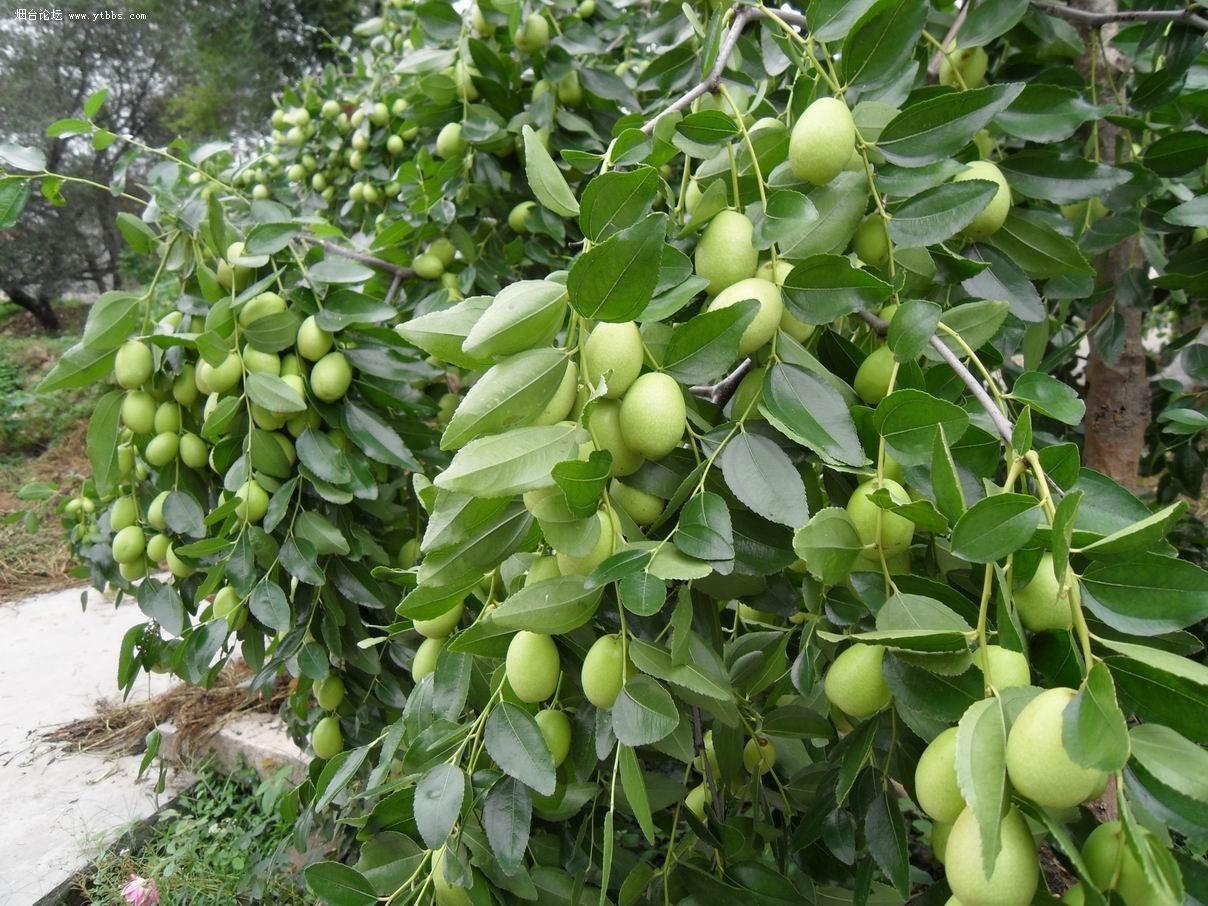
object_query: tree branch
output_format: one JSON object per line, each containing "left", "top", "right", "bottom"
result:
{"left": 1034, "top": 1, "right": 1208, "bottom": 30}
{"left": 691, "top": 357, "right": 753, "bottom": 407}
{"left": 304, "top": 237, "right": 415, "bottom": 279}
{"left": 640, "top": 6, "right": 806, "bottom": 136}
{"left": 927, "top": 2, "right": 973, "bottom": 78}
{"left": 858, "top": 311, "right": 1015, "bottom": 444}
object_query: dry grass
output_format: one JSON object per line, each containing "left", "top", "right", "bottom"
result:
{"left": 43, "top": 663, "right": 292, "bottom": 760}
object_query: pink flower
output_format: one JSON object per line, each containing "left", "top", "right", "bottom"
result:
{"left": 121, "top": 875, "right": 159, "bottom": 906}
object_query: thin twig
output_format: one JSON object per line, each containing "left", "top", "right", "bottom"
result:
{"left": 1033, "top": 1, "right": 1208, "bottom": 31}
{"left": 859, "top": 311, "right": 1015, "bottom": 444}
{"left": 384, "top": 271, "right": 404, "bottom": 307}
{"left": 304, "top": 237, "right": 415, "bottom": 278}
{"left": 690, "top": 357, "right": 753, "bottom": 407}
{"left": 927, "top": 2, "right": 973, "bottom": 78}
{"left": 691, "top": 707, "right": 724, "bottom": 821}
{"left": 640, "top": 6, "right": 807, "bottom": 136}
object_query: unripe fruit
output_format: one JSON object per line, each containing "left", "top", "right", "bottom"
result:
{"left": 526, "top": 555, "right": 561, "bottom": 586}
{"left": 852, "top": 214, "right": 891, "bottom": 268}
{"left": 587, "top": 399, "right": 643, "bottom": 476}
{"left": 414, "top": 600, "right": 465, "bottom": 639}
{"left": 824, "top": 643, "right": 891, "bottom": 718}
{"left": 847, "top": 478, "right": 914, "bottom": 557}
{"left": 172, "top": 365, "right": 199, "bottom": 406}
{"left": 315, "top": 675, "right": 346, "bottom": 711}
{"left": 321, "top": 99, "right": 340, "bottom": 119}
{"left": 743, "top": 736, "right": 777, "bottom": 774}
{"left": 945, "top": 807, "right": 1039, "bottom": 906}
{"left": 153, "top": 401, "right": 180, "bottom": 434}
{"left": 1005, "top": 687, "right": 1106, "bottom": 808}
{"left": 429, "top": 238, "right": 456, "bottom": 267}
{"left": 578, "top": 0, "right": 595, "bottom": 17}
{"left": 685, "top": 784, "right": 708, "bottom": 820}
{"left": 584, "top": 321, "right": 643, "bottom": 398}
{"left": 119, "top": 559, "right": 148, "bottom": 580}
{"left": 914, "top": 727, "right": 965, "bottom": 823}
{"left": 972, "top": 645, "right": 1030, "bottom": 689}
{"left": 435, "top": 122, "right": 466, "bottom": 159}
{"left": 114, "top": 340, "right": 153, "bottom": 389}
{"left": 854, "top": 345, "right": 897, "bottom": 405}
{"left": 370, "top": 101, "right": 389, "bottom": 126}
{"left": 533, "top": 362, "right": 578, "bottom": 425}
{"left": 413, "top": 637, "right": 443, "bottom": 681}
{"left": 235, "top": 480, "right": 269, "bottom": 523}
{"left": 295, "top": 315, "right": 334, "bottom": 361}
{"left": 146, "top": 532, "right": 170, "bottom": 563}
{"left": 516, "top": 13, "right": 549, "bottom": 51}
{"left": 1014, "top": 553, "right": 1072, "bottom": 631}
{"left": 413, "top": 252, "right": 445, "bottom": 280}
{"left": 431, "top": 849, "right": 473, "bottom": 906}
{"left": 121, "top": 390, "right": 156, "bottom": 435}
{"left": 507, "top": 201, "right": 535, "bottom": 234}
{"left": 110, "top": 496, "right": 138, "bottom": 531}
{"left": 505, "top": 631, "right": 560, "bottom": 703}
{"left": 310, "top": 351, "right": 353, "bottom": 402}
{"left": 180, "top": 433, "right": 208, "bottom": 469}
{"left": 789, "top": 97, "right": 856, "bottom": 186}
{"left": 312, "top": 716, "right": 343, "bottom": 759}
{"left": 148, "top": 490, "right": 170, "bottom": 530}
{"left": 117, "top": 444, "right": 135, "bottom": 477}
{"left": 199, "top": 351, "right": 242, "bottom": 394}
{"left": 932, "top": 821, "right": 952, "bottom": 864}
{"left": 954, "top": 161, "right": 1011, "bottom": 239}
{"left": 145, "top": 432, "right": 179, "bottom": 467}
{"left": 730, "top": 366, "right": 765, "bottom": 418}
{"left": 619, "top": 372, "right": 685, "bottom": 461}
{"left": 582, "top": 634, "right": 626, "bottom": 709}
{"left": 695, "top": 210, "right": 758, "bottom": 295}
{"left": 556, "top": 510, "right": 617, "bottom": 576}
{"left": 939, "top": 44, "right": 989, "bottom": 89}
{"left": 534, "top": 709, "right": 572, "bottom": 767}
{"left": 112, "top": 525, "right": 146, "bottom": 564}
{"left": 1082, "top": 820, "right": 1178, "bottom": 906}
{"left": 557, "top": 71, "right": 583, "bottom": 107}
{"left": 609, "top": 479, "right": 662, "bottom": 525}
{"left": 707, "top": 277, "right": 784, "bottom": 356}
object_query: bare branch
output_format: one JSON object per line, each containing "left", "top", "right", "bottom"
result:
{"left": 304, "top": 236, "right": 415, "bottom": 279}
{"left": 690, "top": 357, "right": 753, "bottom": 407}
{"left": 1034, "top": 1, "right": 1208, "bottom": 30}
{"left": 858, "top": 311, "right": 1015, "bottom": 444}
{"left": 928, "top": 2, "right": 973, "bottom": 78}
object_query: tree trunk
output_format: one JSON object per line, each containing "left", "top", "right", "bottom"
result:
{"left": 3, "top": 286, "right": 62, "bottom": 332}
{"left": 1075, "top": 0, "right": 1149, "bottom": 491}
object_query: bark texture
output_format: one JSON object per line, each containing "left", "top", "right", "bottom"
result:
{"left": 1075, "top": 0, "right": 1150, "bottom": 490}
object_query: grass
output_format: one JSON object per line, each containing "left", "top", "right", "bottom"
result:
{"left": 79, "top": 762, "right": 310, "bottom": 905}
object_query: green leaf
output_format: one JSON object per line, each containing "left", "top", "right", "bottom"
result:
{"left": 1165, "top": 195, "right": 1208, "bottom": 228}
{"left": 35, "top": 342, "right": 114, "bottom": 394}
{"left": 1145, "top": 131, "right": 1208, "bottom": 177}
{"left": 309, "top": 257, "right": 375, "bottom": 284}
{"left": 441, "top": 349, "right": 570, "bottom": 450}
{"left": 485, "top": 702, "right": 556, "bottom": 796}
{"left": 1064, "top": 662, "right": 1130, "bottom": 772}
{"left": 956, "top": 696, "right": 1008, "bottom": 877}
{"left": 807, "top": 0, "right": 880, "bottom": 41}
{"left": 874, "top": 389, "right": 969, "bottom": 466}
{"left": 752, "top": 190, "right": 818, "bottom": 250}
{"left": 676, "top": 110, "right": 739, "bottom": 145}
{"left": 839, "top": 0, "right": 926, "bottom": 90}
{"left": 136, "top": 578, "right": 186, "bottom": 637}
{"left": 87, "top": 391, "right": 123, "bottom": 497}
{"left": 344, "top": 401, "right": 421, "bottom": 470}
{"left": 780, "top": 254, "right": 893, "bottom": 325}
{"left": 553, "top": 451, "right": 612, "bottom": 519}
{"left": 627, "top": 637, "right": 732, "bottom": 700}
{"left": 887, "top": 299, "right": 941, "bottom": 362}
{"left": 760, "top": 364, "right": 867, "bottom": 467}
{"left": 988, "top": 209, "right": 1094, "bottom": 279}
{"left": 792, "top": 508, "right": 861, "bottom": 588}
{"left": 249, "top": 581, "right": 291, "bottom": 633}
{"left": 568, "top": 213, "right": 666, "bottom": 321}
{"left": 959, "top": 0, "right": 1028, "bottom": 45}
{"left": 0, "top": 178, "right": 32, "bottom": 229}
{"left": 84, "top": 87, "right": 109, "bottom": 118}
{"left": 962, "top": 244, "right": 1045, "bottom": 323}
{"left": 780, "top": 171, "right": 868, "bottom": 259}
{"left": 866, "top": 785, "right": 911, "bottom": 897}
{"left": 998, "top": 153, "right": 1130, "bottom": 204}
{"left": 483, "top": 777, "right": 532, "bottom": 876}
{"left": 673, "top": 492, "right": 734, "bottom": 562}
{"left": 1081, "top": 554, "right": 1208, "bottom": 635}
{"left": 490, "top": 575, "right": 603, "bottom": 634}
{"left": 243, "top": 310, "right": 303, "bottom": 353}
{"left": 434, "top": 424, "right": 582, "bottom": 498}
{"left": 1078, "top": 501, "right": 1187, "bottom": 559}
{"left": 619, "top": 745, "right": 656, "bottom": 844}
{"left": 523, "top": 124, "right": 579, "bottom": 217}
{"left": 928, "top": 300, "right": 1010, "bottom": 361}
{"left": 317, "top": 291, "right": 403, "bottom": 332}
{"left": 245, "top": 372, "right": 307, "bottom": 414}
{"left": 579, "top": 167, "right": 659, "bottom": 242}
{"left": 949, "top": 494, "right": 1042, "bottom": 562}
{"left": 414, "top": 762, "right": 465, "bottom": 849}
{"left": 887, "top": 179, "right": 998, "bottom": 247}
{"left": 720, "top": 432, "right": 808, "bottom": 528}
{"left": 245, "top": 221, "right": 298, "bottom": 255}
{"left": 618, "top": 571, "right": 667, "bottom": 617}
{"left": 996, "top": 84, "right": 1098, "bottom": 142}
{"left": 0, "top": 143, "right": 47, "bottom": 172}
{"left": 1129, "top": 724, "right": 1208, "bottom": 804}
{"left": 612, "top": 675, "right": 680, "bottom": 747}
{"left": 1010, "top": 372, "right": 1085, "bottom": 426}
{"left": 315, "top": 745, "right": 370, "bottom": 811}
{"left": 661, "top": 300, "right": 757, "bottom": 384}
{"left": 876, "top": 84, "right": 1023, "bottom": 167}
{"left": 462, "top": 280, "right": 567, "bottom": 361}
{"left": 304, "top": 862, "right": 378, "bottom": 906}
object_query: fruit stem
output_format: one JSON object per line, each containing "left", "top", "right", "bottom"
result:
{"left": 976, "top": 563, "right": 995, "bottom": 695}
{"left": 920, "top": 29, "right": 969, "bottom": 90}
